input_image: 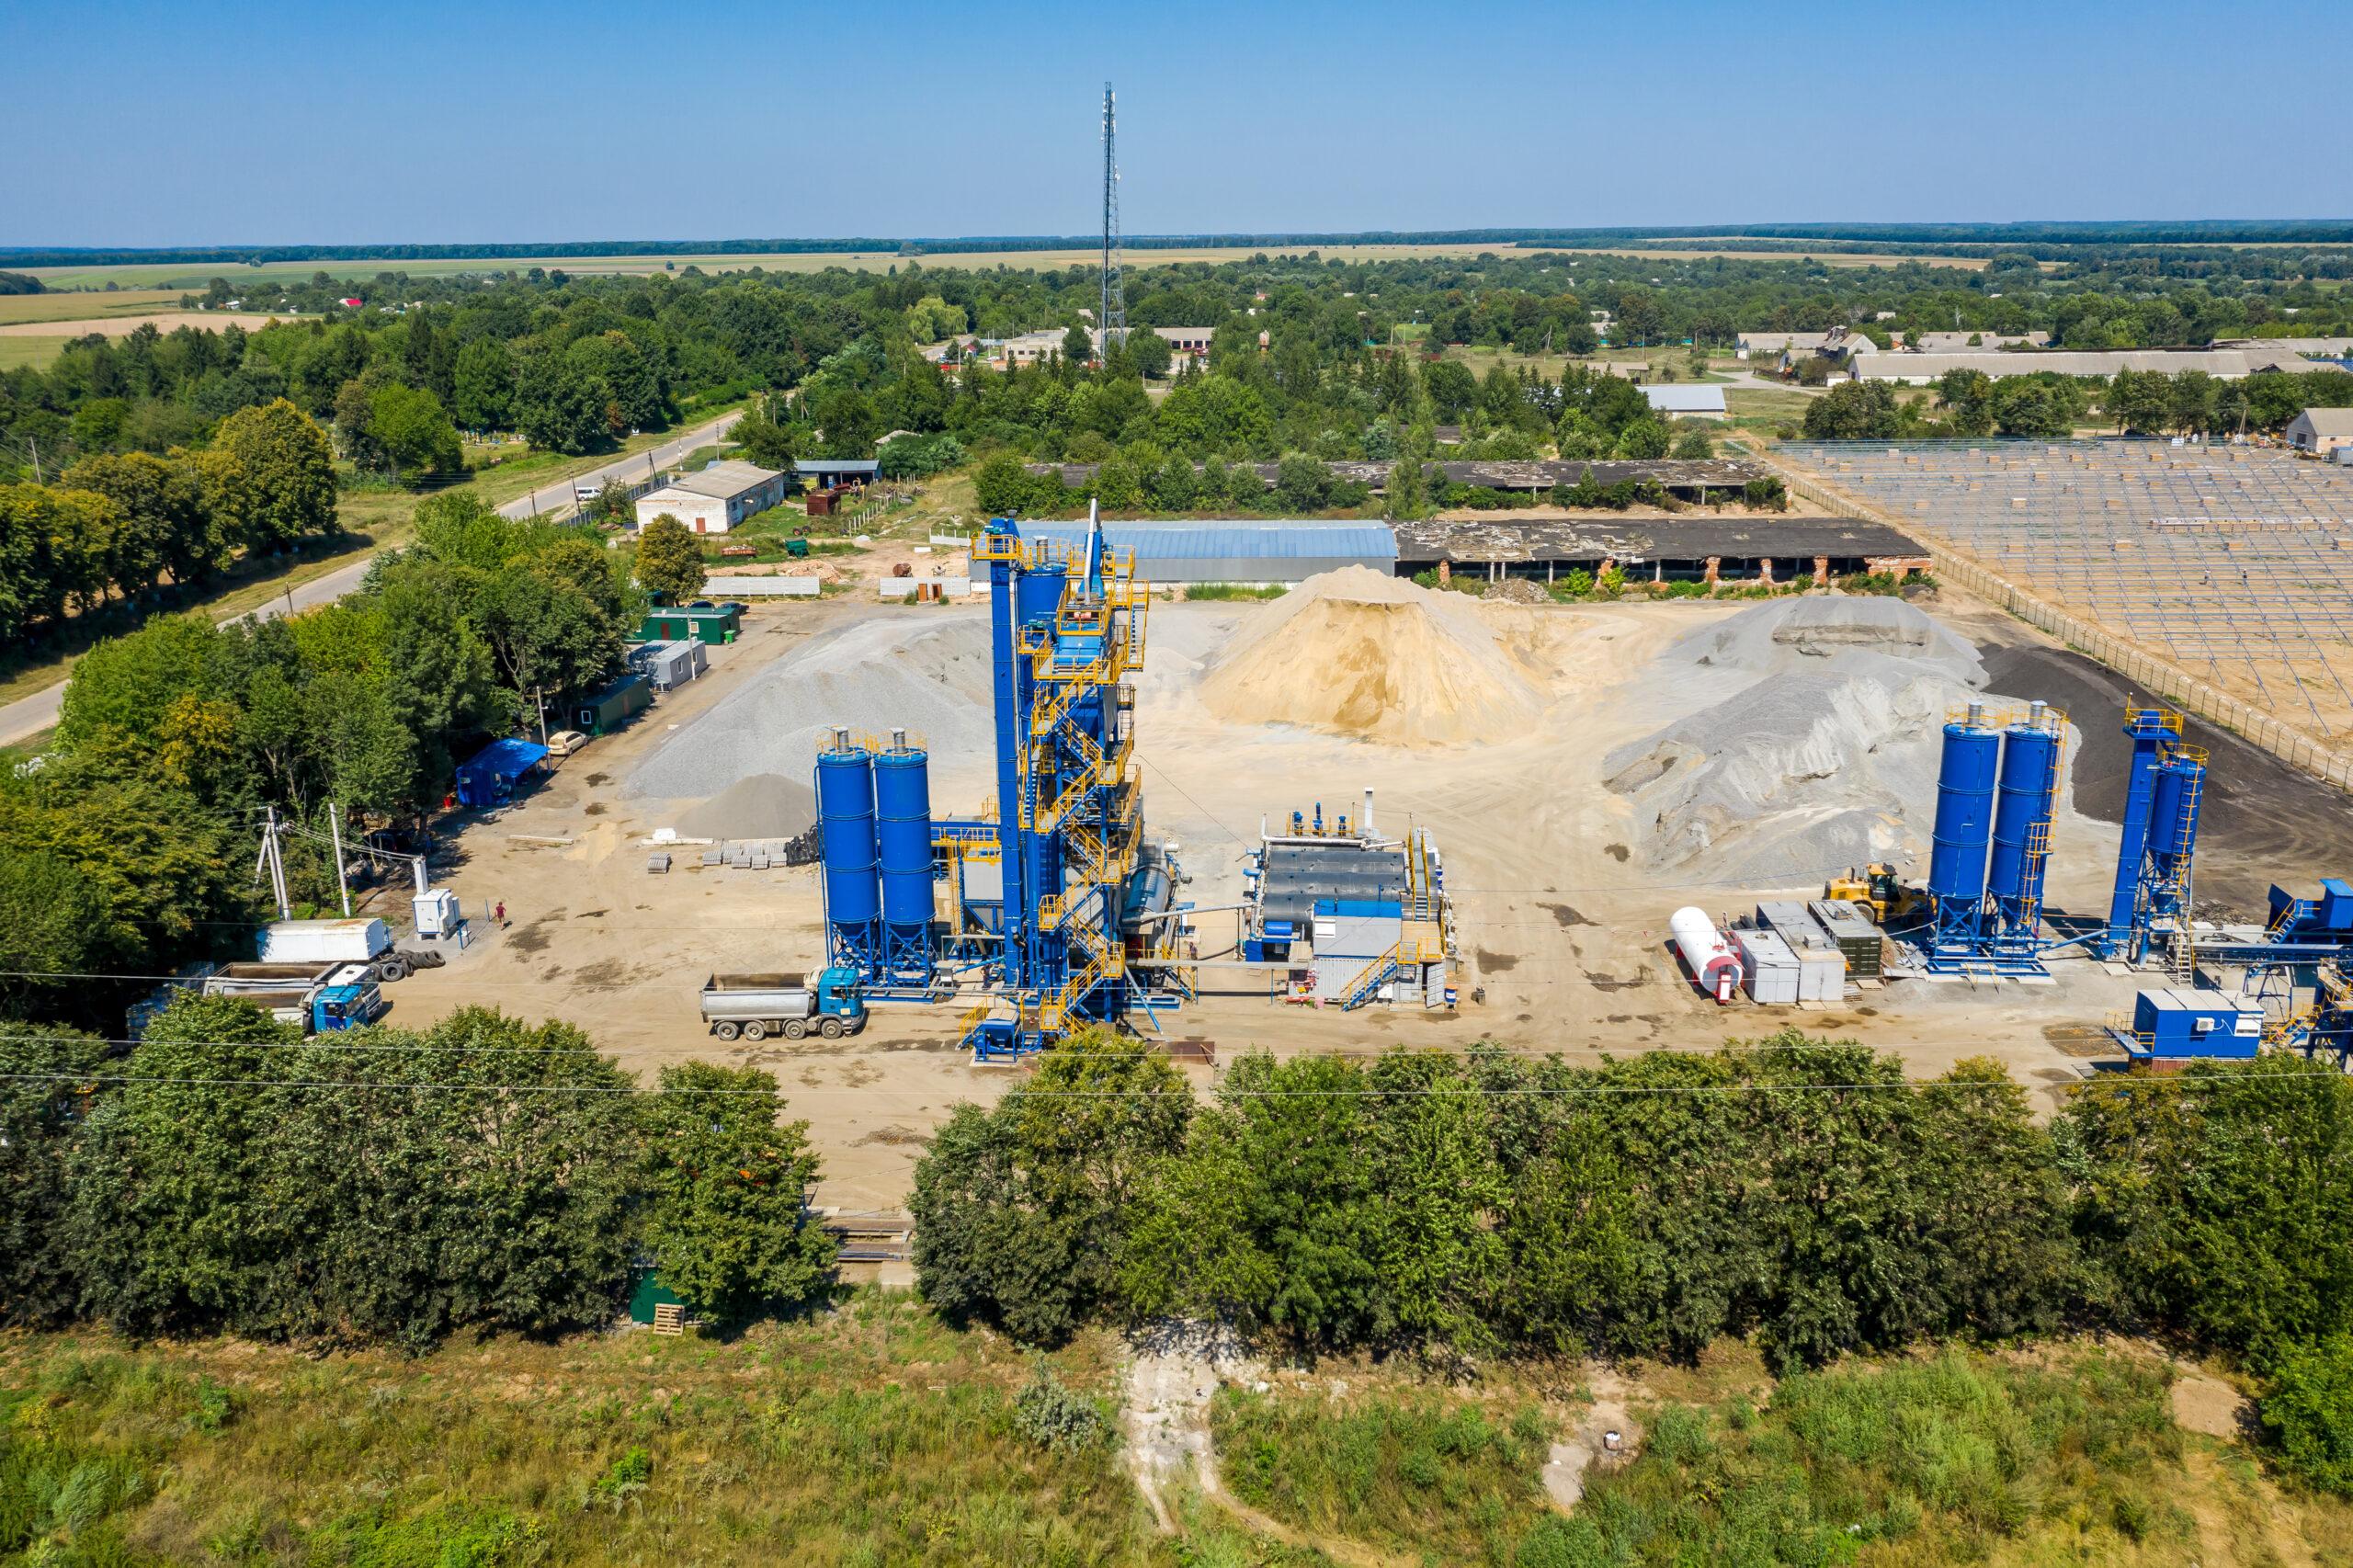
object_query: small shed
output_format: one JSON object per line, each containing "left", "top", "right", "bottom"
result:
{"left": 454, "top": 738, "right": 551, "bottom": 810}
{"left": 630, "top": 639, "right": 709, "bottom": 689}
{"left": 796, "top": 458, "right": 881, "bottom": 489}
{"left": 639, "top": 603, "right": 744, "bottom": 642}
{"left": 573, "top": 674, "right": 653, "bottom": 736}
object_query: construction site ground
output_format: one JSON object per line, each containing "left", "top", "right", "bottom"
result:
{"left": 389, "top": 578, "right": 2353, "bottom": 1211}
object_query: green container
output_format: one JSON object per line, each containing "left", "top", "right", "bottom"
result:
{"left": 785, "top": 538, "right": 811, "bottom": 559}
{"left": 628, "top": 1264, "right": 685, "bottom": 1325}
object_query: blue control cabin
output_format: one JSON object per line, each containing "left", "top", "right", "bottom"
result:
{"left": 2125, "top": 986, "right": 2262, "bottom": 1065}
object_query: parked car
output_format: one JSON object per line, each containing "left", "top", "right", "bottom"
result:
{"left": 547, "top": 730, "right": 590, "bottom": 758}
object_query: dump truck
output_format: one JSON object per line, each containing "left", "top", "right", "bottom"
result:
{"left": 201, "top": 961, "right": 386, "bottom": 1033}
{"left": 699, "top": 968, "right": 868, "bottom": 1041}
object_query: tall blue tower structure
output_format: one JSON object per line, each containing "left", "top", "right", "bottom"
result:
{"left": 2095, "top": 704, "right": 2206, "bottom": 969}
{"left": 948, "top": 505, "right": 1181, "bottom": 1057}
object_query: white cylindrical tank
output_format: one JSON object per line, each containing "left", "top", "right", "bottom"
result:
{"left": 1669, "top": 906, "right": 1744, "bottom": 1003}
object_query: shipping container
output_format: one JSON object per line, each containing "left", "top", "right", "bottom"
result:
{"left": 2131, "top": 987, "right": 2262, "bottom": 1061}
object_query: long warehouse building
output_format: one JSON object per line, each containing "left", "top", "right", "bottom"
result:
{"left": 1017, "top": 521, "right": 1396, "bottom": 584}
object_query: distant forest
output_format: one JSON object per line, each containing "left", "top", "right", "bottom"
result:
{"left": 9, "top": 220, "right": 2353, "bottom": 271}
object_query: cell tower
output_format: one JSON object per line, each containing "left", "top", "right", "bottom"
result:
{"left": 1098, "top": 82, "right": 1126, "bottom": 355}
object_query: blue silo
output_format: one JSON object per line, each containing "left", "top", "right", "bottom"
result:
{"left": 1927, "top": 703, "right": 2000, "bottom": 965}
{"left": 873, "top": 731, "right": 937, "bottom": 983}
{"left": 1988, "top": 703, "right": 2062, "bottom": 962}
{"left": 815, "top": 730, "right": 881, "bottom": 974}
{"left": 2143, "top": 749, "right": 2206, "bottom": 931}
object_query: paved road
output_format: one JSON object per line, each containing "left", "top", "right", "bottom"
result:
{"left": 0, "top": 410, "right": 745, "bottom": 746}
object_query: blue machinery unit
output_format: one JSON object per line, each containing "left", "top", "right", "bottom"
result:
{"left": 810, "top": 509, "right": 1195, "bottom": 1059}
{"left": 1925, "top": 700, "right": 2064, "bottom": 975}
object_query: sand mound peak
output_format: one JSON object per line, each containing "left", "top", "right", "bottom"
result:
{"left": 1198, "top": 567, "right": 1543, "bottom": 746}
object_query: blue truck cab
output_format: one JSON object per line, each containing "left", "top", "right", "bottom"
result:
{"left": 313, "top": 974, "right": 388, "bottom": 1032}
{"left": 815, "top": 965, "right": 868, "bottom": 1028}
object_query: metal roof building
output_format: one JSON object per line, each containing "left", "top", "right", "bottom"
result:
{"left": 1857, "top": 349, "right": 2340, "bottom": 383}
{"left": 1642, "top": 384, "right": 1728, "bottom": 415}
{"left": 1018, "top": 520, "right": 1397, "bottom": 585}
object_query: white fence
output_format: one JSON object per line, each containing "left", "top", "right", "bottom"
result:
{"left": 706, "top": 574, "right": 821, "bottom": 597}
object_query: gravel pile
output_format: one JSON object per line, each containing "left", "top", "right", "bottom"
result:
{"left": 628, "top": 615, "right": 997, "bottom": 803}
{"left": 1606, "top": 597, "right": 1989, "bottom": 883}
{"left": 1199, "top": 566, "right": 1544, "bottom": 746}
{"left": 675, "top": 773, "right": 816, "bottom": 839}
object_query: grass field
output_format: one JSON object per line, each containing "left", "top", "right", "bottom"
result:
{"left": 1213, "top": 1344, "right": 2351, "bottom": 1567}
{"left": 0, "top": 337, "right": 68, "bottom": 369}
{"left": 0, "top": 1297, "right": 1230, "bottom": 1567}
{"left": 0, "top": 288, "right": 185, "bottom": 324}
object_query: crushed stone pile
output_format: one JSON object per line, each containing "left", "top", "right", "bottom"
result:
{"left": 1606, "top": 597, "right": 1994, "bottom": 883}
{"left": 1197, "top": 565, "right": 1544, "bottom": 746}
{"left": 675, "top": 773, "right": 816, "bottom": 840}
{"left": 628, "top": 616, "right": 996, "bottom": 803}
{"left": 1484, "top": 578, "right": 1552, "bottom": 606}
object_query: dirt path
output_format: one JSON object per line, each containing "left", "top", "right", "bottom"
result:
{"left": 1541, "top": 1366, "right": 1646, "bottom": 1511}
{"left": 1120, "top": 1324, "right": 1414, "bottom": 1568}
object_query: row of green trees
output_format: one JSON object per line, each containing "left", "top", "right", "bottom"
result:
{"left": 0, "top": 399, "right": 335, "bottom": 646}
{"left": 1802, "top": 366, "right": 2353, "bottom": 442}
{"left": 913, "top": 1037, "right": 2353, "bottom": 1377}
{"left": 4, "top": 493, "right": 641, "bottom": 1028}
{"left": 0, "top": 1000, "right": 834, "bottom": 1347}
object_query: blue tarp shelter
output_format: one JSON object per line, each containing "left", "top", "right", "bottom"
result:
{"left": 455, "top": 738, "right": 550, "bottom": 810}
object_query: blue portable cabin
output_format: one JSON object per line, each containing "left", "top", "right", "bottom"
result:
{"left": 454, "top": 738, "right": 551, "bottom": 810}
{"left": 2129, "top": 987, "right": 2262, "bottom": 1063}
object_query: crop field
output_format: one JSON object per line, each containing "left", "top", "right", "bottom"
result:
{"left": 0, "top": 287, "right": 186, "bottom": 323}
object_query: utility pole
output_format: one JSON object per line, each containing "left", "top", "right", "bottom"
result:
{"left": 327, "top": 802, "right": 352, "bottom": 917}
{"left": 259, "top": 807, "right": 291, "bottom": 921}
{"left": 533, "top": 686, "right": 549, "bottom": 748}
{"left": 26, "top": 437, "right": 40, "bottom": 484}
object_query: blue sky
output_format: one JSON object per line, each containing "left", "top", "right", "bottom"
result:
{"left": 2, "top": 0, "right": 2336, "bottom": 246}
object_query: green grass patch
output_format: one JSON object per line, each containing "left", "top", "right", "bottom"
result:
{"left": 0, "top": 337, "right": 70, "bottom": 370}
{"left": 0, "top": 1295, "right": 1190, "bottom": 1566}
{"left": 1538, "top": 1350, "right": 2195, "bottom": 1565}
{"left": 1180, "top": 583, "right": 1288, "bottom": 601}
{"left": 1213, "top": 1387, "right": 1554, "bottom": 1563}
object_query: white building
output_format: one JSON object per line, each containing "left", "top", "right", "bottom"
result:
{"left": 2285, "top": 407, "right": 2353, "bottom": 457}
{"left": 632, "top": 460, "right": 790, "bottom": 536}
{"left": 1642, "top": 384, "right": 1728, "bottom": 418}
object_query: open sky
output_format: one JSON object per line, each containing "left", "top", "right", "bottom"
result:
{"left": 2, "top": 0, "right": 2338, "bottom": 247}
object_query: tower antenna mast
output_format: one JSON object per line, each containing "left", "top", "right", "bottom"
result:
{"left": 1099, "top": 82, "right": 1126, "bottom": 357}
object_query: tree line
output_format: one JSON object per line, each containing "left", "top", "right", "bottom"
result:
{"left": 0, "top": 999, "right": 834, "bottom": 1348}
{"left": 3, "top": 493, "right": 641, "bottom": 1028}
{"left": 912, "top": 1035, "right": 2353, "bottom": 1381}
{"left": 0, "top": 398, "right": 335, "bottom": 648}
{"left": 1802, "top": 366, "right": 2353, "bottom": 442}
{"left": 12, "top": 245, "right": 2346, "bottom": 494}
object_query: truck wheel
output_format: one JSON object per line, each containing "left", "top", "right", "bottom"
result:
{"left": 781, "top": 1019, "right": 806, "bottom": 1040}
{"left": 712, "top": 1021, "right": 741, "bottom": 1041}
{"left": 741, "top": 1019, "right": 767, "bottom": 1041}
{"left": 378, "top": 957, "right": 410, "bottom": 982}
{"left": 820, "top": 1016, "right": 844, "bottom": 1040}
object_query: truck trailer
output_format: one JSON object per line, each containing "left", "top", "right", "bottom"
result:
{"left": 699, "top": 969, "right": 868, "bottom": 1041}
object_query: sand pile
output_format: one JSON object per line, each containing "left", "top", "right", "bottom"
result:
{"left": 1605, "top": 597, "right": 1988, "bottom": 882}
{"left": 675, "top": 773, "right": 816, "bottom": 839}
{"left": 628, "top": 616, "right": 996, "bottom": 801}
{"left": 1198, "top": 565, "right": 1544, "bottom": 746}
